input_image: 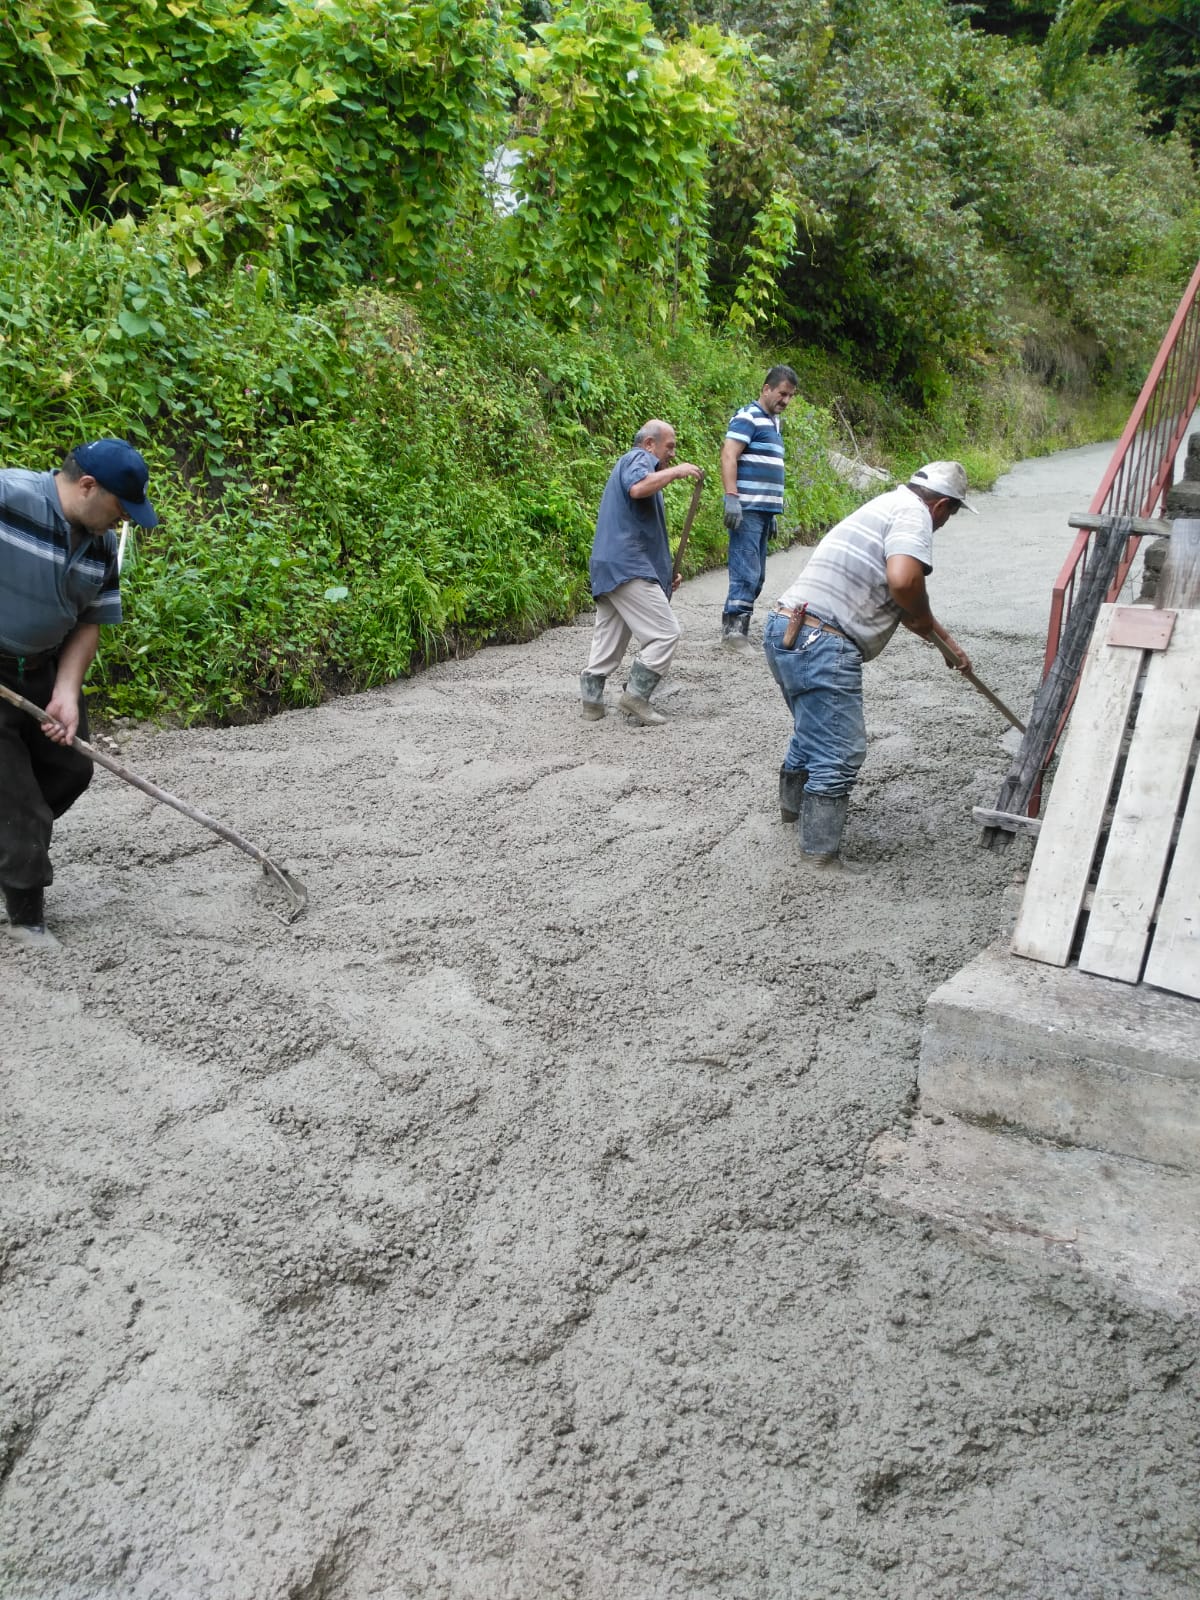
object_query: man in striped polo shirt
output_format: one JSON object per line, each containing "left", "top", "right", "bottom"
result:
{"left": 719, "top": 365, "right": 799, "bottom": 651}
{"left": 762, "top": 461, "right": 975, "bottom": 872}
{"left": 0, "top": 439, "right": 157, "bottom": 946}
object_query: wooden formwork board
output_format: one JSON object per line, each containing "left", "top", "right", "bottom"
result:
{"left": 1144, "top": 739, "right": 1200, "bottom": 999}
{"left": 1011, "top": 607, "right": 1142, "bottom": 967}
{"left": 1012, "top": 605, "right": 1200, "bottom": 999}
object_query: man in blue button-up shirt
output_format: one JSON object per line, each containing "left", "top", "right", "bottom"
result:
{"left": 579, "top": 421, "right": 702, "bottom": 726}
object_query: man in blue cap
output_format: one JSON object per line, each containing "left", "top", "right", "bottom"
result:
{"left": 0, "top": 439, "right": 157, "bottom": 947}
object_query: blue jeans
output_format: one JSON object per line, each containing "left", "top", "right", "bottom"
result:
{"left": 762, "top": 611, "right": 867, "bottom": 796}
{"left": 723, "top": 509, "right": 774, "bottom": 619}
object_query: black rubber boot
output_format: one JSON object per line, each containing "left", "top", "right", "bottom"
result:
{"left": 779, "top": 765, "right": 808, "bottom": 824}
{"left": 799, "top": 792, "right": 867, "bottom": 874}
{"left": 619, "top": 660, "right": 667, "bottom": 725}
{"left": 579, "top": 671, "right": 607, "bottom": 721}
{"left": 2, "top": 885, "right": 61, "bottom": 948}
{"left": 4, "top": 885, "right": 44, "bottom": 925}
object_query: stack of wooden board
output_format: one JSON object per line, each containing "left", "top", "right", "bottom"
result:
{"left": 1011, "top": 603, "right": 1200, "bottom": 998}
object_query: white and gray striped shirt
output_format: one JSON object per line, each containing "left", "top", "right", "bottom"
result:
{"left": 776, "top": 486, "right": 933, "bottom": 661}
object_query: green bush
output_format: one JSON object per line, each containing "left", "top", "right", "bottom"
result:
{"left": 3, "top": 0, "right": 1192, "bottom": 726}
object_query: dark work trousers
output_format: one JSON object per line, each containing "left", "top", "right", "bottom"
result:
{"left": 0, "top": 658, "right": 93, "bottom": 892}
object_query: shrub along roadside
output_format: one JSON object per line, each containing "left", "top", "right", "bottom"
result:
{"left": 1, "top": 194, "right": 1135, "bottom": 725}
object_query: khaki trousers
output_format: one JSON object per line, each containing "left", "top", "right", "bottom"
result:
{"left": 585, "top": 579, "right": 681, "bottom": 678}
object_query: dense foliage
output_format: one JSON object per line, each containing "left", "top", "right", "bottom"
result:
{"left": 701, "top": 0, "right": 1199, "bottom": 395}
{"left": 0, "top": 0, "right": 1195, "bottom": 721}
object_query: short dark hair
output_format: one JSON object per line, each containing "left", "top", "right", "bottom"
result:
{"left": 59, "top": 449, "right": 85, "bottom": 481}
{"left": 765, "top": 365, "right": 799, "bottom": 390}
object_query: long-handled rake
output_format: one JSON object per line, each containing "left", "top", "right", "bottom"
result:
{"left": 0, "top": 682, "right": 307, "bottom": 923}
{"left": 927, "top": 631, "right": 1026, "bottom": 737}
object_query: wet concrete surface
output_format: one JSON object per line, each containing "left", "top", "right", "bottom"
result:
{"left": 2, "top": 437, "right": 1197, "bottom": 1599}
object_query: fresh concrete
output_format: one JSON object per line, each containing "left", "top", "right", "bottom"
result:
{"left": 5, "top": 437, "right": 1200, "bottom": 1599}
{"left": 867, "top": 1115, "right": 1200, "bottom": 1317}
{"left": 919, "top": 941, "right": 1200, "bottom": 1174}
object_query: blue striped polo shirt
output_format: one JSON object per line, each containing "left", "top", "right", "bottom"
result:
{"left": 726, "top": 401, "right": 785, "bottom": 513}
{"left": 0, "top": 468, "right": 122, "bottom": 656}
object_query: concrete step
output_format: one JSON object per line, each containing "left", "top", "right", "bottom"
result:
{"left": 919, "top": 941, "right": 1200, "bottom": 1173}
{"left": 864, "top": 1113, "right": 1200, "bottom": 1316}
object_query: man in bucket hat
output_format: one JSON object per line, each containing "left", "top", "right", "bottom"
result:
{"left": 762, "top": 460, "right": 976, "bottom": 872}
{"left": 0, "top": 439, "right": 157, "bottom": 946}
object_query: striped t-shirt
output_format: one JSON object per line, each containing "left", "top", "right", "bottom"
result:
{"left": 776, "top": 486, "right": 933, "bottom": 661}
{"left": 725, "top": 401, "right": 785, "bottom": 513}
{"left": 0, "top": 468, "right": 122, "bottom": 656}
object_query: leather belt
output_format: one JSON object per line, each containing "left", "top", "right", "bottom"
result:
{"left": 0, "top": 649, "right": 57, "bottom": 674}
{"left": 769, "top": 604, "right": 855, "bottom": 646}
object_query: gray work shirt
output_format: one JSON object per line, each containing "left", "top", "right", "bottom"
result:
{"left": 0, "top": 469, "right": 122, "bottom": 655}
{"left": 589, "top": 448, "right": 671, "bottom": 599}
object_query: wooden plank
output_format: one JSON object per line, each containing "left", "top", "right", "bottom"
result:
{"left": 1144, "top": 750, "right": 1200, "bottom": 1001}
{"left": 1067, "top": 514, "right": 1172, "bottom": 538}
{"left": 1079, "top": 610, "right": 1200, "bottom": 983}
{"left": 1012, "top": 606, "right": 1143, "bottom": 966}
{"left": 971, "top": 807, "right": 1043, "bottom": 839}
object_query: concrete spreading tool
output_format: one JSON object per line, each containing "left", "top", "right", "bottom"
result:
{"left": 0, "top": 682, "right": 307, "bottom": 923}
{"left": 927, "top": 631, "right": 1026, "bottom": 736}
{"left": 670, "top": 471, "right": 705, "bottom": 594}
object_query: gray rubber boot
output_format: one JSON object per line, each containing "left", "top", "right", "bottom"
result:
{"left": 2, "top": 885, "right": 62, "bottom": 949}
{"left": 799, "top": 792, "right": 867, "bottom": 873}
{"left": 619, "top": 660, "right": 667, "bottom": 725}
{"left": 779, "top": 765, "right": 808, "bottom": 824}
{"left": 579, "top": 671, "right": 607, "bottom": 721}
{"left": 721, "top": 613, "right": 751, "bottom": 653}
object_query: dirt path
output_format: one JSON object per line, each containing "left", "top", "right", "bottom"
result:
{"left": 3, "top": 444, "right": 1197, "bottom": 1599}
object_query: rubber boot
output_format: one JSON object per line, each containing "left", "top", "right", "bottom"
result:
{"left": 619, "top": 660, "right": 667, "bottom": 725}
{"left": 2, "top": 885, "right": 62, "bottom": 949}
{"left": 579, "top": 671, "right": 607, "bottom": 721}
{"left": 799, "top": 792, "right": 867, "bottom": 874}
{"left": 779, "top": 765, "right": 808, "bottom": 825}
{"left": 722, "top": 612, "right": 751, "bottom": 653}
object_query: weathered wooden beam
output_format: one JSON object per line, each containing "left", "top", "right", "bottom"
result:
{"left": 1067, "top": 513, "right": 1171, "bottom": 537}
{"left": 971, "top": 807, "right": 1042, "bottom": 838}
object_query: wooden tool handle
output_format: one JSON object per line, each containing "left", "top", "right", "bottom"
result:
{"left": 0, "top": 680, "right": 307, "bottom": 918}
{"left": 670, "top": 471, "right": 706, "bottom": 589}
{"left": 927, "top": 633, "right": 1026, "bottom": 733}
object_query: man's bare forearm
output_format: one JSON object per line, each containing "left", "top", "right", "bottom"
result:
{"left": 720, "top": 440, "right": 743, "bottom": 496}
{"left": 54, "top": 624, "right": 100, "bottom": 699}
{"left": 630, "top": 463, "right": 702, "bottom": 498}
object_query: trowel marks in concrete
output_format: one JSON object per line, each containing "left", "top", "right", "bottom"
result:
{"left": 3, "top": 440, "right": 1199, "bottom": 1599}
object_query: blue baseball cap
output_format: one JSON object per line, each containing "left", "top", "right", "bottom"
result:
{"left": 74, "top": 439, "right": 159, "bottom": 528}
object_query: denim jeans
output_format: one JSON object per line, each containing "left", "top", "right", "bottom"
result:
{"left": 762, "top": 611, "right": 867, "bottom": 796}
{"left": 723, "top": 509, "right": 774, "bottom": 619}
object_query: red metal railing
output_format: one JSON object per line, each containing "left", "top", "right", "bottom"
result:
{"left": 1044, "top": 257, "right": 1200, "bottom": 678}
